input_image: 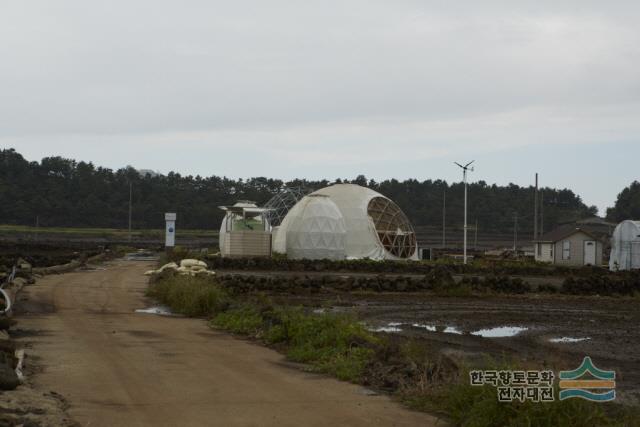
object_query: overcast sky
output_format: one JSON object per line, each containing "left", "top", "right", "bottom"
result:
{"left": 1, "top": 1, "right": 639, "bottom": 214}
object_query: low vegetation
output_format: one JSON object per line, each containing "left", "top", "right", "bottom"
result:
{"left": 147, "top": 272, "right": 639, "bottom": 426}
{"left": 205, "top": 255, "right": 621, "bottom": 278}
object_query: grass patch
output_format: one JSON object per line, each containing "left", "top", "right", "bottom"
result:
{"left": 211, "top": 305, "right": 264, "bottom": 335}
{"left": 261, "top": 308, "right": 378, "bottom": 381}
{"left": 212, "top": 305, "right": 378, "bottom": 382}
{"left": 146, "top": 275, "right": 229, "bottom": 317}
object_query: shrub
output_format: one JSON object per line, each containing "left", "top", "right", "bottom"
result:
{"left": 146, "top": 275, "right": 229, "bottom": 317}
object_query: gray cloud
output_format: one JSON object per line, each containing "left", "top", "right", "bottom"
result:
{"left": 1, "top": 1, "right": 639, "bottom": 212}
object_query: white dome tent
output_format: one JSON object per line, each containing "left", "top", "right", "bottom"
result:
{"left": 275, "top": 184, "right": 418, "bottom": 261}
{"left": 285, "top": 194, "right": 347, "bottom": 260}
{"left": 609, "top": 220, "right": 640, "bottom": 271}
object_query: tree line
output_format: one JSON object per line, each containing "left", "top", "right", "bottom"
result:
{"left": 0, "top": 148, "right": 606, "bottom": 234}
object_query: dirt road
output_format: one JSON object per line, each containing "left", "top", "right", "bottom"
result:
{"left": 15, "top": 260, "right": 439, "bottom": 427}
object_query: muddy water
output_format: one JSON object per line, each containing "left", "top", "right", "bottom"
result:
{"left": 289, "top": 292, "right": 640, "bottom": 403}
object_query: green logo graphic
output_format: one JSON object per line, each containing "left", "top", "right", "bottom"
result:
{"left": 559, "top": 357, "right": 616, "bottom": 402}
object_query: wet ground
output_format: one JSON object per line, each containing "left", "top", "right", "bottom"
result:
{"left": 279, "top": 292, "right": 640, "bottom": 404}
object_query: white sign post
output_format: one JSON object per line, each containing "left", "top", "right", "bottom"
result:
{"left": 165, "top": 213, "right": 177, "bottom": 251}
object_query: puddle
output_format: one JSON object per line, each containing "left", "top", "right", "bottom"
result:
{"left": 135, "top": 306, "right": 174, "bottom": 316}
{"left": 372, "top": 326, "right": 403, "bottom": 333}
{"left": 471, "top": 326, "right": 528, "bottom": 338}
{"left": 549, "top": 337, "right": 591, "bottom": 343}
{"left": 370, "top": 322, "right": 462, "bottom": 334}
{"left": 412, "top": 323, "right": 437, "bottom": 332}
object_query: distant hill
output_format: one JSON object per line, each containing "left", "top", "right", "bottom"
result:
{"left": 0, "top": 148, "right": 597, "bottom": 235}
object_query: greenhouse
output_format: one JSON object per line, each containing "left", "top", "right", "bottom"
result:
{"left": 274, "top": 184, "right": 418, "bottom": 261}
{"left": 218, "top": 201, "right": 271, "bottom": 258}
{"left": 609, "top": 220, "right": 640, "bottom": 271}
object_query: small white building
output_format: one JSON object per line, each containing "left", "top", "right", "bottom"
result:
{"left": 534, "top": 225, "right": 604, "bottom": 266}
{"left": 609, "top": 220, "right": 640, "bottom": 271}
{"left": 218, "top": 201, "right": 271, "bottom": 258}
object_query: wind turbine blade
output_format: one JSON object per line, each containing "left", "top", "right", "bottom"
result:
{"left": 454, "top": 162, "right": 463, "bottom": 168}
{"left": 465, "top": 160, "right": 475, "bottom": 168}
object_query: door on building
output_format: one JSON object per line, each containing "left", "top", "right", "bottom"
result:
{"left": 583, "top": 240, "right": 596, "bottom": 265}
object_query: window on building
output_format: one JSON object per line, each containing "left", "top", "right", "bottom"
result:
{"left": 562, "top": 240, "right": 571, "bottom": 260}
{"left": 537, "top": 243, "right": 541, "bottom": 256}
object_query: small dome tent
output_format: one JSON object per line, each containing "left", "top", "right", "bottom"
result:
{"left": 276, "top": 184, "right": 418, "bottom": 261}
{"left": 285, "top": 194, "right": 347, "bottom": 260}
{"left": 609, "top": 220, "right": 640, "bottom": 271}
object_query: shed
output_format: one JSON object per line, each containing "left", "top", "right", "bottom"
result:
{"left": 534, "top": 225, "right": 604, "bottom": 266}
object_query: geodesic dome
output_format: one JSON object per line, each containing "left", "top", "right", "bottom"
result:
{"left": 285, "top": 195, "right": 347, "bottom": 260}
{"left": 262, "top": 187, "right": 309, "bottom": 228}
{"left": 609, "top": 220, "right": 640, "bottom": 271}
{"left": 276, "top": 184, "right": 418, "bottom": 260}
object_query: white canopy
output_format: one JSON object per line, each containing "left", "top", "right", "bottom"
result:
{"left": 609, "top": 220, "right": 640, "bottom": 271}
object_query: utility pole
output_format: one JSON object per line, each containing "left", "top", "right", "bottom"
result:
{"left": 454, "top": 161, "right": 474, "bottom": 264}
{"left": 442, "top": 189, "right": 446, "bottom": 248}
{"left": 540, "top": 191, "right": 544, "bottom": 236}
{"left": 513, "top": 212, "right": 518, "bottom": 251}
{"left": 533, "top": 173, "right": 538, "bottom": 240}
{"left": 128, "top": 182, "right": 133, "bottom": 242}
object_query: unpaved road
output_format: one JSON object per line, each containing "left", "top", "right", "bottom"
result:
{"left": 15, "top": 260, "right": 439, "bottom": 427}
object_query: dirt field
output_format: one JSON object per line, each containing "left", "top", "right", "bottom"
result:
{"left": 278, "top": 291, "right": 640, "bottom": 405}
{"left": 13, "top": 260, "right": 439, "bottom": 427}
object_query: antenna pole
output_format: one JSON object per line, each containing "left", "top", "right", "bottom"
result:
{"left": 540, "top": 191, "right": 544, "bottom": 235}
{"left": 454, "top": 161, "right": 474, "bottom": 265}
{"left": 128, "top": 181, "right": 132, "bottom": 242}
{"left": 534, "top": 173, "right": 538, "bottom": 240}
{"left": 463, "top": 169, "right": 468, "bottom": 264}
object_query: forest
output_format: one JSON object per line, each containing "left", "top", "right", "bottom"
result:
{"left": 0, "top": 148, "right": 603, "bottom": 233}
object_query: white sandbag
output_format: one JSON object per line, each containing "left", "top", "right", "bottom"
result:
{"left": 180, "top": 259, "right": 207, "bottom": 268}
{"left": 144, "top": 270, "right": 156, "bottom": 276}
{"left": 158, "top": 262, "right": 179, "bottom": 272}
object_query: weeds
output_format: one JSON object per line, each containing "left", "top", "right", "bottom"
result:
{"left": 212, "top": 305, "right": 263, "bottom": 335}
{"left": 146, "top": 275, "right": 229, "bottom": 316}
